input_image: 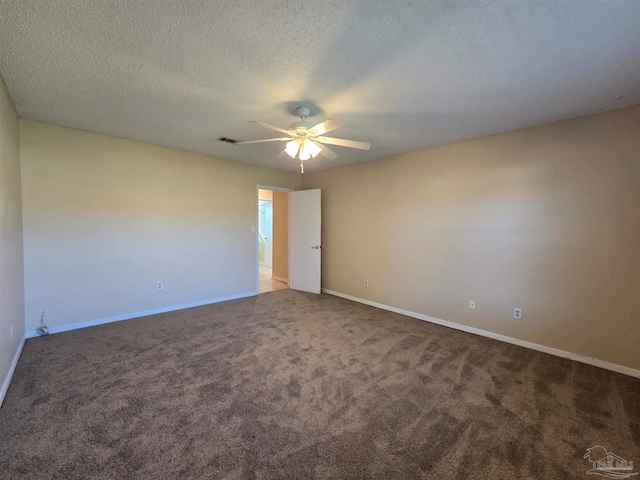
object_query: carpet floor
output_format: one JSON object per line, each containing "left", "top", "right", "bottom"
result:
{"left": 1, "top": 289, "right": 639, "bottom": 479}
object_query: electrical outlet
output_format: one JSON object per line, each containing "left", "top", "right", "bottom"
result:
{"left": 251, "top": 226, "right": 256, "bottom": 233}
{"left": 157, "top": 281, "right": 163, "bottom": 290}
{"left": 514, "top": 308, "right": 522, "bottom": 319}
{"left": 10, "top": 324, "right": 13, "bottom": 339}
{"left": 364, "top": 279, "right": 369, "bottom": 287}
{"left": 469, "top": 300, "right": 476, "bottom": 310}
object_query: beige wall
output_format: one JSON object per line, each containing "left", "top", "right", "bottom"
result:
{"left": 0, "top": 74, "right": 25, "bottom": 395}
{"left": 302, "top": 106, "right": 640, "bottom": 370}
{"left": 20, "top": 120, "right": 301, "bottom": 332}
{"left": 272, "top": 191, "right": 289, "bottom": 281}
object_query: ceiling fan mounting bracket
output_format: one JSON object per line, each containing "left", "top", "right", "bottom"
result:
{"left": 295, "top": 106, "right": 311, "bottom": 121}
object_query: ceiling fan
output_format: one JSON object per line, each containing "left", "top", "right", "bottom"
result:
{"left": 236, "top": 106, "right": 371, "bottom": 173}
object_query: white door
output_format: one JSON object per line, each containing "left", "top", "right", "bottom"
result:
{"left": 289, "top": 189, "right": 321, "bottom": 294}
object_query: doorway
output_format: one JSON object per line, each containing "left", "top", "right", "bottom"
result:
{"left": 257, "top": 187, "right": 290, "bottom": 294}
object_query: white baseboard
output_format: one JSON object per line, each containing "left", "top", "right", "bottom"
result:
{"left": 322, "top": 289, "right": 640, "bottom": 379}
{"left": 0, "top": 337, "right": 26, "bottom": 407}
{"left": 271, "top": 275, "right": 288, "bottom": 283}
{"left": 25, "top": 291, "right": 258, "bottom": 339}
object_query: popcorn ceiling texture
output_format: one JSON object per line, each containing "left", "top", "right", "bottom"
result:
{"left": 0, "top": 0, "right": 638, "bottom": 172}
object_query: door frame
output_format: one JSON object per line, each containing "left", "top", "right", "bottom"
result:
{"left": 256, "top": 185, "right": 294, "bottom": 294}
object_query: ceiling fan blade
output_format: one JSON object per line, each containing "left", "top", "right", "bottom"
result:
{"left": 319, "top": 144, "right": 339, "bottom": 160}
{"left": 309, "top": 119, "right": 341, "bottom": 136}
{"left": 316, "top": 136, "right": 371, "bottom": 150}
{"left": 236, "top": 137, "right": 290, "bottom": 145}
{"left": 248, "top": 121, "right": 294, "bottom": 136}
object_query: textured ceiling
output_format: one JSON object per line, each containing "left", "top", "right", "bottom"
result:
{"left": 1, "top": 1, "right": 639, "bottom": 172}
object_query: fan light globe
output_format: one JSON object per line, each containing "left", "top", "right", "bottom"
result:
{"left": 306, "top": 140, "right": 322, "bottom": 158}
{"left": 285, "top": 140, "right": 299, "bottom": 158}
{"left": 299, "top": 139, "right": 311, "bottom": 161}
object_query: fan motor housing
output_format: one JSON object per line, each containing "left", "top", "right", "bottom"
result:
{"left": 287, "top": 121, "right": 314, "bottom": 133}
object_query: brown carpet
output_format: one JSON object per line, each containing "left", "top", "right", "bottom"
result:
{"left": 1, "top": 289, "right": 638, "bottom": 479}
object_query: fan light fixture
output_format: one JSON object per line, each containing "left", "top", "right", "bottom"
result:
{"left": 287, "top": 138, "right": 322, "bottom": 161}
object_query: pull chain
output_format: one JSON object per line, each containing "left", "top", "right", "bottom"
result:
{"left": 300, "top": 160, "right": 304, "bottom": 173}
